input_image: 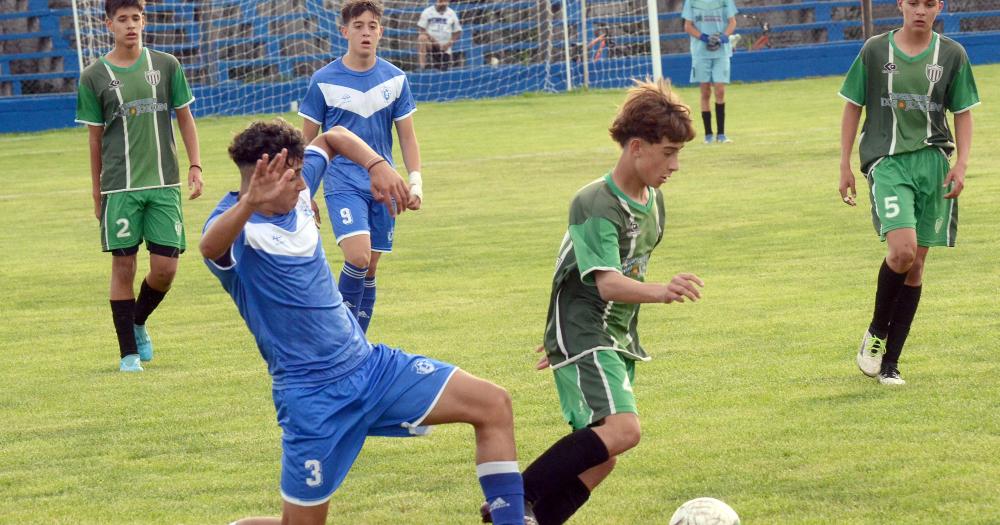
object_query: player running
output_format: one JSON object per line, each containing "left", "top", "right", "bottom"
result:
{"left": 839, "top": 0, "right": 979, "bottom": 385}
{"left": 484, "top": 80, "right": 703, "bottom": 524}
{"left": 75, "top": 0, "right": 203, "bottom": 372}
{"left": 299, "top": 0, "right": 423, "bottom": 333}
{"left": 203, "top": 119, "right": 531, "bottom": 525}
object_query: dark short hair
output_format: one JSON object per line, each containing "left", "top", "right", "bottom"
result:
{"left": 341, "top": 0, "right": 383, "bottom": 25}
{"left": 609, "top": 78, "right": 696, "bottom": 147}
{"left": 105, "top": 0, "right": 144, "bottom": 18}
{"left": 228, "top": 119, "right": 305, "bottom": 169}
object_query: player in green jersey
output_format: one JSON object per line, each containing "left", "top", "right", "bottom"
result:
{"left": 482, "top": 80, "right": 703, "bottom": 525}
{"left": 75, "top": 0, "right": 204, "bottom": 372}
{"left": 838, "top": 0, "right": 979, "bottom": 385}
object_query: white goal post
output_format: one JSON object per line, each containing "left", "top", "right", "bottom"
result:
{"left": 71, "top": 0, "right": 663, "bottom": 115}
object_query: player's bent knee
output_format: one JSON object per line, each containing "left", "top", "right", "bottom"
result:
{"left": 475, "top": 383, "right": 513, "bottom": 427}
{"left": 600, "top": 415, "right": 641, "bottom": 454}
{"left": 887, "top": 248, "right": 916, "bottom": 273}
{"left": 343, "top": 251, "right": 371, "bottom": 269}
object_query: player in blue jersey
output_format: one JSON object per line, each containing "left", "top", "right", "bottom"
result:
{"left": 299, "top": 0, "right": 423, "bottom": 333}
{"left": 203, "top": 120, "right": 530, "bottom": 525}
{"left": 682, "top": 0, "right": 738, "bottom": 143}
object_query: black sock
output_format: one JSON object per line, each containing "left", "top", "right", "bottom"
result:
{"left": 532, "top": 475, "right": 591, "bottom": 525}
{"left": 522, "top": 427, "right": 609, "bottom": 505}
{"left": 715, "top": 103, "right": 726, "bottom": 135}
{"left": 134, "top": 279, "right": 168, "bottom": 326}
{"left": 701, "top": 111, "right": 713, "bottom": 136}
{"left": 869, "top": 259, "right": 907, "bottom": 338}
{"left": 111, "top": 299, "right": 137, "bottom": 358}
{"left": 884, "top": 284, "right": 922, "bottom": 365}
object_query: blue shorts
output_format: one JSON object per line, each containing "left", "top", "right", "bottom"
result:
{"left": 690, "top": 56, "right": 731, "bottom": 84}
{"left": 274, "top": 344, "right": 457, "bottom": 506}
{"left": 326, "top": 190, "right": 396, "bottom": 253}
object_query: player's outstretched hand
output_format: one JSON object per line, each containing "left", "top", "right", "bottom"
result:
{"left": 943, "top": 163, "right": 966, "bottom": 199}
{"left": 245, "top": 149, "right": 296, "bottom": 210}
{"left": 368, "top": 162, "right": 409, "bottom": 217}
{"left": 188, "top": 166, "right": 204, "bottom": 200}
{"left": 662, "top": 273, "right": 704, "bottom": 304}
{"left": 839, "top": 164, "right": 857, "bottom": 206}
{"left": 534, "top": 345, "right": 550, "bottom": 370}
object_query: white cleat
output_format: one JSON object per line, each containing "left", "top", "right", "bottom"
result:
{"left": 857, "top": 330, "right": 885, "bottom": 378}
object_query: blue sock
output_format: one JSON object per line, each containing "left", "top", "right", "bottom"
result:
{"left": 338, "top": 262, "right": 367, "bottom": 318}
{"left": 358, "top": 276, "right": 377, "bottom": 333}
{"left": 477, "top": 461, "right": 526, "bottom": 525}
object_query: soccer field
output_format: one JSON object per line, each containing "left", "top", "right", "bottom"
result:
{"left": 1, "top": 66, "right": 997, "bottom": 524}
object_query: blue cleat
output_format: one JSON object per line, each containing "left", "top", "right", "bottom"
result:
{"left": 120, "top": 354, "right": 144, "bottom": 372}
{"left": 134, "top": 324, "right": 153, "bottom": 362}
{"left": 704, "top": 134, "right": 714, "bottom": 144}
{"left": 716, "top": 134, "right": 733, "bottom": 143}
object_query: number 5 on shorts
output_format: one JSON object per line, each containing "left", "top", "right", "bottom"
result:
{"left": 883, "top": 196, "right": 900, "bottom": 219}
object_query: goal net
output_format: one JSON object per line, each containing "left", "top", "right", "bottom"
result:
{"left": 72, "top": 0, "right": 659, "bottom": 116}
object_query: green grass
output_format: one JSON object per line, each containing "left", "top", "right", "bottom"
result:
{"left": 1, "top": 65, "right": 998, "bottom": 524}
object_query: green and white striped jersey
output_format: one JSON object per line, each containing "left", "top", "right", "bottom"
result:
{"left": 76, "top": 48, "right": 194, "bottom": 194}
{"left": 839, "top": 31, "right": 979, "bottom": 173}
{"left": 544, "top": 173, "right": 666, "bottom": 369}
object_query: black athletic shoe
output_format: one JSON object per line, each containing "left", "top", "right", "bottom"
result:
{"left": 878, "top": 364, "right": 906, "bottom": 385}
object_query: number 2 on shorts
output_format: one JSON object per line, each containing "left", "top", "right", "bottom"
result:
{"left": 116, "top": 218, "right": 131, "bottom": 239}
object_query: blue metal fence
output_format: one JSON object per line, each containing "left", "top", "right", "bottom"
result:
{"left": 1, "top": 0, "right": 997, "bottom": 133}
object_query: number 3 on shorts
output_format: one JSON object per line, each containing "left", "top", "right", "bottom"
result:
{"left": 883, "top": 196, "right": 900, "bottom": 219}
{"left": 304, "top": 459, "right": 322, "bottom": 487}
{"left": 340, "top": 207, "right": 353, "bottom": 225}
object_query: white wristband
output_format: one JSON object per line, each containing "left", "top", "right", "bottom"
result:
{"left": 408, "top": 171, "right": 423, "bottom": 200}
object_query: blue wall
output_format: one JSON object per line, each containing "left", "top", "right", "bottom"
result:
{"left": 1, "top": 31, "right": 997, "bottom": 134}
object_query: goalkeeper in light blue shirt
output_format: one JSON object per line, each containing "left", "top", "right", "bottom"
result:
{"left": 682, "top": 0, "right": 738, "bottom": 144}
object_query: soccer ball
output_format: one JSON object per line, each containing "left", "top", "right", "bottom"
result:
{"left": 669, "top": 497, "right": 740, "bottom": 525}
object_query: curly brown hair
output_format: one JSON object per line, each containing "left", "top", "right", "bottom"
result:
{"left": 105, "top": 0, "right": 144, "bottom": 17}
{"left": 228, "top": 119, "right": 305, "bottom": 169}
{"left": 609, "top": 78, "right": 696, "bottom": 147}
{"left": 341, "top": 0, "right": 383, "bottom": 25}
